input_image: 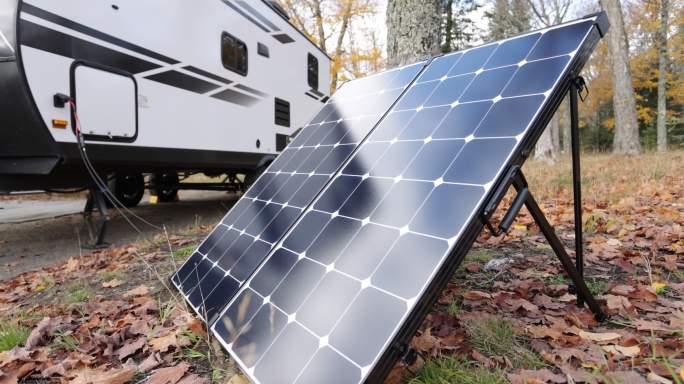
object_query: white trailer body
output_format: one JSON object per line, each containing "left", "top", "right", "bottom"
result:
{"left": 0, "top": 0, "right": 331, "bottom": 191}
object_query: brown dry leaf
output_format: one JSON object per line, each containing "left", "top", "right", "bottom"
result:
{"left": 64, "top": 257, "right": 80, "bottom": 273}
{"left": 137, "top": 353, "right": 161, "bottom": 373}
{"left": 0, "top": 362, "right": 36, "bottom": 384}
{"left": 463, "top": 291, "right": 491, "bottom": 300}
{"left": 176, "top": 374, "right": 209, "bottom": 384}
{"left": 605, "top": 371, "right": 648, "bottom": 384}
{"left": 507, "top": 369, "right": 565, "bottom": 384}
{"left": 579, "top": 330, "right": 621, "bottom": 342}
{"left": 124, "top": 285, "right": 150, "bottom": 297}
{"left": 149, "top": 332, "right": 184, "bottom": 353}
{"left": 25, "top": 317, "right": 58, "bottom": 349}
{"left": 602, "top": 344, "right": 641, "bottom": 357}
{"left": 102, "top": 279, "right": 124, "bottom": 288}
{"left": 226, "top": 375, "right": 250, "bottom": 384}
{"left": 146, "top": 363, "right": 189, "bottom": 384}
{"left": 635, "top": 319, "right": 672, "bottom": 332}
{"left": 70, "top": 366, "right": 136, "bottom": 384}
{"left": 185, "top": 317, "right": 207, "bottom": 338}
{"left": 116, "top": 337, "right": 146, "bottom": 360}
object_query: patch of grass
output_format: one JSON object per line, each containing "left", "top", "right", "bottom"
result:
{"left": 465, "top": 317, "right": 545, "bottom": 369}
{"left": 547, "top": 274, "right": 568, "bottom": 285}
{"left": 464, "top": 249, "right": 494, "bottom": 265}
{"left": 65, "top": 283, "right": 93, "bottom": 304}
{"left": 172, "top": 245, "right": 196, "bottom": 261}
{"left": 408, "top": 356, "right": 507, "bottom": 384}
{"left": 0, "top": 322, "right": 30, "bottom": 352}
{"left": 446, "top": 301, "right": 461, "bottom": 317}
{"left": 99, "top": 269, "right": 124, "bottom": 282}
{"left": 53, "top": 331, "right": 79, "bottom": 352}
{"left": 586, "top": 278, "right": 607, "bottom": 296}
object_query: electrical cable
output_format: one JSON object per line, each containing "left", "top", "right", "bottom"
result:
{"left": 68, "top": 100, "right": 163, "bottom": 232}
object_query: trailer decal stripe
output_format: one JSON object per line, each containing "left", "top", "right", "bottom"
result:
{"left": 20, "top": 20, "right": 160, "bottom": 74}
{"left": 21, "top": 3, "right": 180, "bottom": 65}
{"left": 145, "top": 70, "right": 221, "bottom": 94}
{"left": 222, "top": 1, "right": 271, "bottom": 33}
{"left": 235, "top": 83, "right": 268, "bottom": 97}
{"left": 210, "top": 88, "right": 260, "bottom": 107}
{"left": 182, "top": 66, "right": 234, "bottom": 85}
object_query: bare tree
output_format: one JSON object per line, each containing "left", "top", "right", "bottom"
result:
{"left": 386, "top": 0, "right": 442, "bottom": 66}
{"left": 599, "top": 0, "right": 642, "bottom": 155}
{"left": 526, "top": 0, "right": 571, "bottom": 161}
{"left": 656, "top": 0, "right": 669, "bottom": 152}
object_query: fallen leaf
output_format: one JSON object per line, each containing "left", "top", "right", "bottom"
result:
{"left": 149, "top": 332, "right": 185, "bottom": 353}
{"left": 116, "top": 337, "right": 146, "bottom": 360}
{"left": 146, "top": 363, "right": 188, "bottom": 384}
{"left": 226, "top": 375, "right": 250, "bottom": 384}
{"left": 463, "top": 291, "right": 491, "bottom": 300}
{"left": 176, "top": 374, "right": 209, "bottom": 384}
{"left": 102, "top": 279, "right": 124, "bottom": 288}
{"left": 602, "top": 344, "right": 641, "bottom": 357}
{"left": 25, "top": 317, "right": 58, "bottom": 349}
{"left": 124, "top": 285, "right": 150, "bottom": 297}
{"left": 579, "top": 330, "right": 621, "bottom": 342}
{"left": 70, "top": 366, "right": 136, "bottom": 384}
{"left": 507, "top": 369, "right": 565, "bottom": 384}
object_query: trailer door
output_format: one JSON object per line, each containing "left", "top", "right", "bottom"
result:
{"left": 71, "top": 63, "right": 137, "bottom": 142}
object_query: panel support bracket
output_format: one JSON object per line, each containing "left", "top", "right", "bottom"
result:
{"left": 480, "top": 77, "right": 606, "bottom": 321}
{"left": 81, "top": 188, "right": 111, "bottom": 249}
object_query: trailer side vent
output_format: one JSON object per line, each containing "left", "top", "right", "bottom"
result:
{"left": 275, "top": 98, "right": 290, "bottom": 127}
{"left": 276, "top": 134, "right": 288, "bottom": 151}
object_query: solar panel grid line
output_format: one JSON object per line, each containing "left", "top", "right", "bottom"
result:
{"left": 209, "top": 14, "right": 604, "bottom": 384}
{"left": 171, "top": 62, "right": 428, "bottom": 324}
{"left": 369, "top": 18, "right": 607, "bottom": 383}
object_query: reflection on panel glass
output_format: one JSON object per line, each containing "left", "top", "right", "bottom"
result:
{"left": 173, "top": 62, "right": 426, "bottom": 325}
{"left": 208, "top": 17, "right": 600, "bottom": 384}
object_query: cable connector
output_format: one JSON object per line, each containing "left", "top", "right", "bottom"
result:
{"left": 53, "top": 93, "right": 71, "bottom": 108}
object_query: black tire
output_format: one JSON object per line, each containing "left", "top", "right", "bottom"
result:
{"left": 109, "top": 172, "right": 145, "bottom": 208}
{"left": 151, "top": 172, "right": 179, "bottom": 203}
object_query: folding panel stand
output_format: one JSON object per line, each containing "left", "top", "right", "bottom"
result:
{"left": 481, "top": 77, "right": 606, "bottom": 322}
{"left": 82, "top": 187, "right": 111, "bottom": 249}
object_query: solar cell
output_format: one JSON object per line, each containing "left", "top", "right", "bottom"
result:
{"left": 171, "top": 62, "right": 426, "bottom": 324}
{"left": 210, "top": 14, "right": 606, "bottom": 384}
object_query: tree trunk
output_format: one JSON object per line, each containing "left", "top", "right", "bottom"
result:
{"left": 599, "top": 0, "right": 642, "bottom": 155}
{"left": 656, "top": 0, "right": 669, "bottom": 152}
{"left": 535, "top": 115, "right": 558, "bottom": 163}
{"left": 386, "top": 0, "right": 442, "bottom": 67}
{"left": 330, "top": 0, "right": 354, "bottom": 91}
{"left": 561, "top": 95, "right": 571, "bottom": 153}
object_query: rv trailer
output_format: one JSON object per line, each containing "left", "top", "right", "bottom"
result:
{"left": 0, "top": 0, "right": 331, "bottom": 206}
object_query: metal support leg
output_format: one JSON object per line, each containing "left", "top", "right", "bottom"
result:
{"left": 511, "top": 173, "right": 605, "bottom": 321}
{"left": 570, "top": 80, "right": 584, "bottom": 307}
{"left": 82, "top": 188, "right": 110, "bottom": 249}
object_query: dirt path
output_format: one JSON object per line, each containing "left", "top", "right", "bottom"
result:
{"left": 0, "top": 190, "right": 236, "bottom": 281}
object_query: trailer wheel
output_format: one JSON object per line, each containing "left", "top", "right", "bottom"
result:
{"left": 152, "top": 172, "right": 179, "bottom": 203}
{"left": 244, "top": 164, "right": 267, "bottom": 190}
{"left": 109, "top": 173, "right": 145, "bottom": 208}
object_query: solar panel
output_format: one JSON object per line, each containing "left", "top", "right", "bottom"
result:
{"left": 209, "top": 14, "right": 606, "bottom": 384}
{"left": 171, "top": 62, "right": 426, "bottom": 324}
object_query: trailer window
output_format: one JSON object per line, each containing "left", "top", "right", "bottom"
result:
{"left": 307, "top": 53, "right": 318, "bottom": 90}
{"left": 222, "top": 32, "right": 247, "bottom": 76}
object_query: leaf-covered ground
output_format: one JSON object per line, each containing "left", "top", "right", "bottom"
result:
{"left": 0, "top": 151, "right": 681, "bottom": 384}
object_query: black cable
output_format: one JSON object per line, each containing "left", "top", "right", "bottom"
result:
{"left": 68, "top": 100, "right": 162, "bottom": 232}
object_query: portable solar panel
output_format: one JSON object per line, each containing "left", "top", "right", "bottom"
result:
{"left": 207, "top": 13, "right": 608, "bottom": 384}
{"left": 171, "top": 62, "right": 426, "bottom": 324}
